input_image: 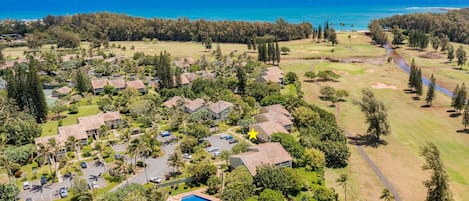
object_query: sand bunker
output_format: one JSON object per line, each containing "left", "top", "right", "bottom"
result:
{"left": 332, "top": 70, "right": 349, "bottom": 75}
{"left": 372, "top": 83, "right": 397, "bottom": 90}
{"left": 310, "top": 50, "right": 320, "bottom": 54}
{"left": 366, "top": 69, "right": 375, "bottom": 73}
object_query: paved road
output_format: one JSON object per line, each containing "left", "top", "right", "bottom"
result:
{"left": 336, "top": 102, "right": 402, "bottom": 201}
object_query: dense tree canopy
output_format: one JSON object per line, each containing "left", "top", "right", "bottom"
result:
{"left": 376, "top": 8, "right": 469, "bottom": 43}
{"left": 0, "top": 13, "right": 312, "bottom": 44}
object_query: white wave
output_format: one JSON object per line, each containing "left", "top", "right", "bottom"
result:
{"left": 405, "top": 6, "right": 460, "bottom": 11}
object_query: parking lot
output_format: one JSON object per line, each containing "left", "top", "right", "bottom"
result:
{"left": 204, "top": 133, "right": 237, "bottom": 154}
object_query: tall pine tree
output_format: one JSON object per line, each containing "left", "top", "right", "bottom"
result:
{"left": 455, "top": 83, "right": 466, "bottom": 112}
{"left": 415, "top": 68, "right": 423, "bottom": 97}
{"left": 75, "top": 69, "right": 90, "bottom": 94}
{"left": 275, "top": 41, "right": 281, "bottom": 64}
{"left": 451, "top": 84, "right": 460, "bottom": 110}
{"left": 425, "top": 74, "right": 436, "bottom": 106}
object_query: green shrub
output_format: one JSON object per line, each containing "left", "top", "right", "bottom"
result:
{"left": 68, "top": 104, "right": 79, "bottom": 114}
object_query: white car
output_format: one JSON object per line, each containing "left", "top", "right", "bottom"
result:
{"left": 88, "top": 181, "right": 99, "bottom": 189}
{"left": 183, "top": 153, "right": 192, "bottom": 159}
{"left": 207, "top": 147, "right": 219, "bottom": 152}
{"left": 23, "top": 181, "right": 30, "bottom": 190}
{"left": 149, "top": 177, "right": 162, "bottom": 183}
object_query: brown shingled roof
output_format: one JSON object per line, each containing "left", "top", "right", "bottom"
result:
{"left": 58, "top": 124, "right": 88, "bottom": 141}
{"left": 126, "top": 80, "right": 145, "bottom": 90}
{"left": 185, "top": 98, "right": 206, "bottom": 112}
{"left": 78, "top": 115, "right": 105, "bottom": 131}
{"left": 259, "top": 67, "right": 284, "bottom": 83}
{"left": 163, "top": 96, "right": 183, "bottom": 108}
{"left": 254, "top": 112, "right": 293, "bottom": 128}
{"left": 208, "top": 100, "right": 234, "bottom": 114}
{"left": 231, "top": 142, "right": 292, "bottom": 175}
{"left": 91, "top": 79, "right": 109, "bottom": 90}
{"left": 108, "top": 79, "right": 126, "bottom": 89}
{"left": 54, "top": 86, "right": 72, "bottom": 95}
{"left": 259, "top": 104, "right": 292, "bottom": 118}
{"left": 97, "top": 111, "right": 121, "bottom": 122}
{"left": 249, "top": 121, "right": 288, "bottom": 142}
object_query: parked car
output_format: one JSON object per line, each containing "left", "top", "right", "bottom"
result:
{"left": 40, "top": 175, "right": 47, "bottom": 186}
{"left": 160, "top": 131, "right": 171, "bottom": 137}
{"left": 25, "top": 198, "right": 32, "bottom": 201}
{"left": 23, "top": 181, "right": 30, "bottom": 190}
{"left": 114, "top": 154, "right": 122, "bottom": 160}
{"left": 219, "top": 134, "right": 228, "bottom": 139}
{"left": 59, "top": 187, "right": 68, "bottom": 198}
{"left": 183, "top": 153, "right": 192, "bottom": 159}
{"left": 207, "top": 147, "right": 219, "bottom": 152}
{"left": 149, "top": 177, "right": 162, "bottom": 183}
{"left": 229, "top": 139, "right": 239, "bottom": 144}
{"left": 80, "top": 162, "right": 87, "bottom": 169}
{"left": 212, "top": 151, "right": 221, "bottom": 156}
{"left": 224, "top": 135, "right": 233, "bottom": 140}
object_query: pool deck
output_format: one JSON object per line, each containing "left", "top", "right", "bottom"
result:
{"left": 167, "top": 188, "right": 220, "bottom": 201}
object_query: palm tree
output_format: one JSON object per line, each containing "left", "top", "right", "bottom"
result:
{"left": 0, "top": 155, "right": 15, "bottom": 183}
{"left": 94, "top": 139, "right": 107, "bottom": 172}
{"left": 138, "top": 136, "right": 153, "bottom": 183}
{"left": 66, "top": 136, "right": 81, "bottom": 162}
{"left": 167, "top": 151, "right": 184, "bottom": 174}
{"left": 127, "top": 138, "right": 141, "bottom": 170}
{"left": 336, "top": 173, "right": 348, "bottom": 201}
{"left": 120, "top": 128, "right": 132, "bottom": 148}
{"left": 380, "top": 188, "right": 395, "bottom": 201}
{"left": 47, "top": 138, "right": 61, "bottom": 181}
{"left": 98, "top": 125, "right": 112, "bottom": 141}
{"left": 115, "top": 158, "right": 132, "bottom": 184}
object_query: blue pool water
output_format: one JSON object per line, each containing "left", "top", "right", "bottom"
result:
{"left": 181, "top": 194, "right": 211, "bottom": 201}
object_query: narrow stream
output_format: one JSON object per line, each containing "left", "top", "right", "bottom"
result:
{"left": 384, "top": 45, "right": 453, "bottom": 97}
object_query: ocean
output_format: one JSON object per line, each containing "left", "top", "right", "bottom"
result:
{"left": 1, "top": 0, "right": 468, "bottom": 30}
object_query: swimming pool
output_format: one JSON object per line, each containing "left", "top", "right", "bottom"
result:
{"left": 181, "top": 194, "right": 211, "bottom": 201}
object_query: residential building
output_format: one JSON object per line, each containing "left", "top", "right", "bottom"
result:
{"left": 163, "top": 96, "right": 184, "bottom": 109}
{"left": 53, "top": 86, "right": 72, "bottom": 97}
{"left": 184, "top": 98, "right": 206, "bottom": 114}
{"left": 126, "top": 80, "right": 146, "bottom": 93}
{"left": 78, "top": 115, "right": 105, "bottom": 139}
{"left": 208, "top": 100, "right": 234, "bottom": 120}
{"left": 249, "top": 121, "right": 289, "bottom": 142}
{"left": 91, "top": 79, "right": 108, "bottom": 95}
{"left": 229, "top": 142, "right": 293, "bottom": 176}
{"left": 98, "top": 111, "right": 122, "bottom": 129}
{"left": 34, "top": 124, "right": 88, "bottom": 157}
{"left": 107, "top": 78, "right": 126, "bottom": 92}
{"left": 258, "top": 66, "right": 284, "bottom": 84}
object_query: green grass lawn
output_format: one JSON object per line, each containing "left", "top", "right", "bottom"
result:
{"left": 41, "top": 105, "right": 100, "bottom": 136}
{"left": 282, "top": 56, "right": 469, "bottom": 200}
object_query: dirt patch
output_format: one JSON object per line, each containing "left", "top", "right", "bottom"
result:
{"left": 366, "top": 69, "right": 375, "bottom": 73}
{"left": 372, "top": 83, "right": 397, "bottom": 90}
{"left": 310, "top": 50, "right": 320, "bottom": 54}
{"left": 420, "top": 51, "right": 442, "bottom": 59}
{"left": 333, "top": 70, "right": 349, "bottom": 75}
{"left": 327, "top": 57, "right": 385, "bottom": 65}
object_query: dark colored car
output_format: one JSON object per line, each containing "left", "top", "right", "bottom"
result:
{"left": 25, "top": 198, "right": 33, "bottom": 201}
{"left": 40, "top": 175, "right": 47, "bottom": 186}
{"left": 229, "top": 139, "right": 239, "bottom": 144}
{"left": 80, "top": 162, "right": 87, "bottom": 168}
{"left": 160, "top": 131, "right": 171, "bottom": 137}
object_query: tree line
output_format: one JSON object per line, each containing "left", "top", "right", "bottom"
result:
{"left": 0, "top": 13, "right": 312, "bottom": 45}
{"left": 256, "top": 37, "right": 281, "bottom": 64}
{"left": 374, "top": 8, "right": 469, "bottom": 44}
{"left": 5, "top": 59, "right": 48, "bottom": 123}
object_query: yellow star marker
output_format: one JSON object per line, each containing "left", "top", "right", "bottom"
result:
{"left": 248, "top": 128, "right": 258, "bottom": 141}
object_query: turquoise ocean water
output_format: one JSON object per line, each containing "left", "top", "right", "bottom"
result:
{"left": 1, "top": 0, "right": 468, "bottom": 30}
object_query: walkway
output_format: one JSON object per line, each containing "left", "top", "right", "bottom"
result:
{"left": 335, "top": 96, "right": 402, "bottom": 200}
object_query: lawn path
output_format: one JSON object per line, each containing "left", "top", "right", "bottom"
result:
{"left": 336, "top": 103, "right": 402, "bottom": 201}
